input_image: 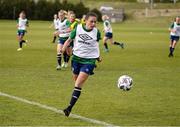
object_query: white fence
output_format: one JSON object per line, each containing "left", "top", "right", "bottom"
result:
{"left": 100, "top": 9, "right": 125, "bottom": 23}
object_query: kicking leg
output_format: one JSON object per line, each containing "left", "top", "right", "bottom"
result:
{"left": 63, "top": 72, "right": 89, "bottom": 117}
{"left": 110, "top": 38, "right": 124, "bottom": 49}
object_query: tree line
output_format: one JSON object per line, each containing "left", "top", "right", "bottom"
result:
{"left": 0, "top": 0, "right": 102, "bottom": 21}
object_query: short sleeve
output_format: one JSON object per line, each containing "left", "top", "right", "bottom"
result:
{"left": 170, "top": 22, "right": 174, "bottom": 29}
{"left": 66, "top": 20, "right": 71, "bottom": 27}
{"left": 70, "top": 27, "right": 77, "bottom": 39}
{"left": 97, "top": 29, "right": 101, "bottom": 42}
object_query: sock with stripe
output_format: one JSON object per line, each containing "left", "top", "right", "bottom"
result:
{"left": 57, "top": 53, "right": 62, "bottom": 66}
{"left": 19, "top": 40, "right": 26, "bottom": 48}
{"left": 53, "top": 36, "right": 56, "bottom": 43}
{"left": 104, "top": 43, "right": 108, "bottom": 50}
{"left": 67, "top": 87, "right": 82, "bottom": 111}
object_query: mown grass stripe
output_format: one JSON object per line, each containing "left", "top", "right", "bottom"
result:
{"left": 0, "top": 91, "right": 116, "bottom": 127}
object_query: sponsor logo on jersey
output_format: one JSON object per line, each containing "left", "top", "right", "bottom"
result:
{"left": 78, "top": 34, "right": 93, "bottom": 45}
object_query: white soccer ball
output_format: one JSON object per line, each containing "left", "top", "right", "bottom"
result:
{"left": 117, "top": 75, "right": 133, "bottom": 91}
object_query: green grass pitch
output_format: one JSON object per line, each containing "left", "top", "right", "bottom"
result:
{"left": 0, "top": 18, "right": 180, "bottom": 126}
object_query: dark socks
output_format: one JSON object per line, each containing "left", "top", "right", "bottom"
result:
{"left": 169, "top": 47, "right": 175, "bottom": 57}
{"left": 63, "top": 52, "right": 70, "bottom": 63}
{"left": 67, "top": 87, "right": 82, "bottom": 111}
{"left": 63, "top": 52, "right": 67, "bottom": 63}
{"left": 19, "top": 40, "right": 26, "bottom": 48}
{"left": 57, "top": 53, "right": 62, "bottom": 66}
{"left": 19, "top": 41, "right": 23, "bottom": 48}
{"left": 104, "top": 43, "right": 108, "bottom": 50}
{"left": 169, "top": 47, "right": 175, "bottom": 54}
{"left": 53, "top": 36, "right": 56, "bottom": 43}
{"left": 114, "top": 41, "right": 120, "bottom": 45}
{"left": 114, "top": 41, "right": 124, "bottom": 49}
{"left": 66, "top": 55, "right": 70, "bottom": 63}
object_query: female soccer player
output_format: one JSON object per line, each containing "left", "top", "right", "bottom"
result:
{"left": 80, "top": 14, "right": 86, "bottom": 25}
{"left": 17, "top": 11, "right": 28, "bottom": 51}
{"left": 50, "top": 14, "right": 59, "bottom": 43}
{"left": 102, "top": 15, "right": 124, "bottom": 52}
{"left": 68, "top": 11, "right": 79, "bottom": 31}
{"left": 56, "top": 10, "right": 71, "bottom": 70}
{"left": 61, "top": 12, "right": 101, "bottom": 117}
{"left": 62, "top": 11, "right": 79, "bottom": 68}
{"left": 168, "top": 16, "right": 180, "bottom": 57}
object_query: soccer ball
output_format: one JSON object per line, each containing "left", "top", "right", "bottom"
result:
{"left": 117, "top": 75, "right": 133, "bottom": 91}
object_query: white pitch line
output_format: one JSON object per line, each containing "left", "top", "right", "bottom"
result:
{"left": 0, "top": 91, "right": 116, "bottom": 127}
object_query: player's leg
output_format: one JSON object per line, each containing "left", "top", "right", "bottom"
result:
{"left": 63, "top": 61, "right": 81, "bottom": 116}
{"left": 61, "top": 38, "right": 70, "bottom": 68}
{"left": 17, "top": 33, "right": 24, "bottom": 51}
{"left": 56, "top": 43, "right": 63, "bottom": 70}
{"left": 62, "top": 49, "right": 70, "bottom": 68}
{"left": 21, "top": 31, "right": 27, "bottom": 44}
{"left": 110, "top": 36, "right": 124, "bottom": 49}
{"left": 52, "top": 30, "right": 58, "bottom": 43}
{"left": 65, "top": 41, "right": 73, "bottom": 67}
{"left": 171, "top": 40, "right": 177, "bottom": 57}
{"left": 73, "top": 74, "right": 78, "bottom": 81}
{"left": 103, "top": 36, "right": 109, "bottom": 52}
{"left": 18, "top": 35, "right": 22, "bottom": 47}
{"left": 169, "top": 36, "right": 178, "bottom": 57}
{"left": 71, "top": 60, "right": 79, "bottom": 81}
{"left": 169, "top": 37, "right": 173, "bottom": 57}
{"left": 63, "top": 47, "right": 71, "bottom": 67}
{"left": 63, "top": 62, "right": 95, "bottom": 116}
{"left": 63, "top": 72, "right": 88, "bottom": 116}
{"left": 17, "top": 30, "right": 28, "bottom": 51}
{"left": 113, "top": 41, "right": 124, "bottom": 49}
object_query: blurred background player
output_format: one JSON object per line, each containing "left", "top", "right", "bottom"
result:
{"left": 17, "top": 11, "right": 29, "bottom": 51}
{"left": 80, "top": 14, "right": 86, "bottom": 25}
{"left": 168, "top": 16, "right": 180, "bottom": 57}
{"left": 56, "top": 10, "right": 71, "bottom": 70}
{"left": 68, "top": 11, "right": 79, "bottom": 31}
{"left": 64, "top": 11, "right": 79, "bottom": 67}
{"left": 61, "top": 12, "right": 101, "bottom": 117}
{"left": 50, "top": 14, "right": 59, "bottom": 43}
{"left": 102, "top": 15, "right": 124, "bottom": 52}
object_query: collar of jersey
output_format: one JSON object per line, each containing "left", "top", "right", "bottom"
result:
{"left": 60, "top": 18, "right": 66, "bottom": 22}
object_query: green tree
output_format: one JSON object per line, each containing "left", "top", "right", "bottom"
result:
{"left": 90, "top": 8, "right": 102, "bottom": 21}
{"left": 74, "top": 2, "right": 89, "bottom": 18}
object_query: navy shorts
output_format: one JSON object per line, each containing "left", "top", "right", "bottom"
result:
{"left": 170, "top": 35, "right": 179, "bottom": 42}
{"left": 105, "top": 32, "right": 113, "bottom": 39}
{"left": 71, "top": 60, "right": 95, "bottom": 75}
{"left": 17, "top": 30, "right": 26, "bottom": 36}
{"left": 58, "top": 38, "right": 67, "bottom": 45}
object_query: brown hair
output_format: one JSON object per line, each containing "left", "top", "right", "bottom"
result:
{"left": 85, "top": 12, "right": 97, "bottom": 20}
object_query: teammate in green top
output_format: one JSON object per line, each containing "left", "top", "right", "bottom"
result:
{"left": 80, "top": 14, "right": 86, "bottom": 25}
{"left": 69, "top": 13, "right": 79, "bottom": 30}
{"left": 61, "top": 12, "right": 101, "bottom": 117}
{"left": 63, "top": 11, "right": 80, "bottom": 67}
{"left": 17, "top": 11, "right": 29, "bottom": 51}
